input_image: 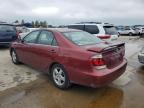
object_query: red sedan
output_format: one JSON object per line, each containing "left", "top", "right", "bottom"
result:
{"left": 10, "top": 28, "right": 127, "bottom": 89}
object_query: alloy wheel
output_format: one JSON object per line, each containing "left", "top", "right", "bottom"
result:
{"left": 52, "top": 67, "right": 66, "bottom": 86}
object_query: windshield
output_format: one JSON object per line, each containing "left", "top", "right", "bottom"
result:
{"left": 104, "top": 26, "right": 118, "bottom": 35}
{"left": 63, "top": 31, "right": 103, "bottom": 46}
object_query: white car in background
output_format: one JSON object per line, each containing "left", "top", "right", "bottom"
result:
{"left": 135, "top": 27, "right": 144, "bottom": 35}
{"left": 117, "top": 26, "right": 139, "bottom": 36}
{"left": 68, "top": 22, "right": 119, "bottom": 41}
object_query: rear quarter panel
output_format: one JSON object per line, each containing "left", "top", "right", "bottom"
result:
{"left": 57, "top": 47, "right": 94, "bottom": 82}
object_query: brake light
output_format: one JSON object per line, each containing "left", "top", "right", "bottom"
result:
{"left": 91, "top": 54, "right": 106, "bottom": 69}
{"left": 97, "top": 35, "right": 111, "bottom": 39}
{"left": 91, "top": 58, "right": 105, "bottom": 66}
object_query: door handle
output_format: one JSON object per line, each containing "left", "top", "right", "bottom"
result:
{"left": 50, "top": 49, "right": 56, "bottom": 53}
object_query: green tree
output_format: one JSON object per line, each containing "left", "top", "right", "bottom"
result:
{"left": 43, "top": 21, "right": 48, "bottom": 28}
{"left": 32, "top": 21, "right": 35, "bottom": 28}
{"left": 40, "top": 21, "right": 43, "bottom": 27}
{"left": 14, "top": 20, "right": 19, "bottom": 23}
{"left": 35, "top": 20, "right": 40, "bottom": 28}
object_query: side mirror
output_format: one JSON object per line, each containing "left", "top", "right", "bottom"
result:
{"left": 17, "top": 35, "right": 24, "bottom": 43}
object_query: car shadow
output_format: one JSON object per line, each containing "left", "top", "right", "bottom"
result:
{"left": 37, "top": 72, "right": 124, "bottom": 108}
{"left": 0, "top": 46, "right": 9, "bottom": 50}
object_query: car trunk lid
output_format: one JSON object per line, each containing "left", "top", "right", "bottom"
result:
{"left": 82, "top": 42, "right": 125, "bottom": 69}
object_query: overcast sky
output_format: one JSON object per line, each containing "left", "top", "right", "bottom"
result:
{"left": 0, "top": 0, "right": 144, "bottom": 25}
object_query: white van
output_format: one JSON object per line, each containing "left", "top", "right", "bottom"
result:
{"left": 68, "top": 22, "right": 119, "bottom": 41}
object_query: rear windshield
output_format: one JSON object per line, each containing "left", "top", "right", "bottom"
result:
{"left": 103, "top": 26, "right": 118, "bottom": 35}
{"left": 0, "top": 25, "right": 15, "bottom": 32}
{"left": 63, "top": 31, "right": 103, "bottom": 46}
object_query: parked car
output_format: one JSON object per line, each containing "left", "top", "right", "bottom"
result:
{"left": 0, "top": 24, "right": 17, "bottom": 46}
{"left": 10, "top": 28, "right": 127, "bottom": 89}
{"left": 68, "top": 22, "right": 119, "bottom": 41}
{"left": 135, "top": 27, "right": 144, "bottom": 35}
{"left": 138, "top": 47, "right": 144, "bottom": 64}
{"left": 117, "top": 26, "right": 139, "bottom": 36}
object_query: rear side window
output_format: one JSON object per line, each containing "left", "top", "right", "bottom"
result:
{"left": 23, "top": 31, "right": 40, "bottom": 43}
{"left": 85, "top": 25, "right": 99, "bottom": 34}
{"left": 68, "top": 25, "right": 84, "bottom": 30}
{"left": 103, "top": 26, "right": 118, "bottom": 35}
{"left": 51, "top": 38, "right": 58, "bottom": 46}
{"left": 0, "top": 25, "right": 15, "bottom": 32}
{"left": 37, "top": 31, "right": 57, "bottom": 46}
{"left": 125, "top": 27, "right": 131, "bottom": 30}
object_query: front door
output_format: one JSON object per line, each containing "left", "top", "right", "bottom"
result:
{"left": 30, "top": 30, "right": 59, "bottom": 71}
{"left": 16, "top": 30, "right": 40, "bottom": 66}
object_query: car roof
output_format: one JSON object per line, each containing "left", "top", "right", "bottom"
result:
{"left": 38, "top": 28, "right": 82, "bottom": 32}
{"left": 68, "top": 23, "right": 114, "bottom": 27}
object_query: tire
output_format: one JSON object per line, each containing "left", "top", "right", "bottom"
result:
{"left": 139, "top": 32, "right": 141, "bottom": 35}
{"left": 51, "top": 64, "right": 71, "bottom": 89}
{"left": 11, "top": 49, "right": 20, "bottom": 64}
{"left": 129, "top": 32, "right": 133, "bottom": 36}
{"left": 118, "top": 32, "right": 120, "bottom": 36}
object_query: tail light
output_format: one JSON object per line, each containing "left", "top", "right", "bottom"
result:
{"left": 97, "top": 35, "right": 111, "bottom": 39}
{"left": 91, "top": 54, "right": 106, "bottom": 69}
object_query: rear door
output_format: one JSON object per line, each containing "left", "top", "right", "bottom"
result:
{"left": 0, "top": 25, "right": 16, "bottom": 42}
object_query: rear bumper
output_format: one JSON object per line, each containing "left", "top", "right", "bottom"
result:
{"left": 73, "top": 59, "right": 127, "bottom": 88}
{"left": 138, "top": 53, "right": 144, "bottom": 64}
{"left": 0, "top": 42, "right": 10, "bottom": 45}
{"left": 110, "top": 35, "right": 119, "bottom": 41}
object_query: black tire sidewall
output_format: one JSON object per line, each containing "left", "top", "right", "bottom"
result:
{"left": 11, "top": 49, "right": 20, "bottom": 64}
{"left": 51, "top": 64, "right": 70, "bottom": 89}
{"left": 129, "top": 32, "right": 133, "bottom": 36}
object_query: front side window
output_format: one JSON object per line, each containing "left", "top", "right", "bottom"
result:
{"left": 85, "top": 25, "right": 99, "bottom": 34}
{"left": 23, "top": 31, "right": 40, "bottom": 43}
{"left": 63, "top": 31, "right": 103, "bottom": 46}
{"left": 37, "top": 31, "right": 57, "bottom": 45}
{"left": 51, "top": 37, "right": 58, "bottom": 46}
